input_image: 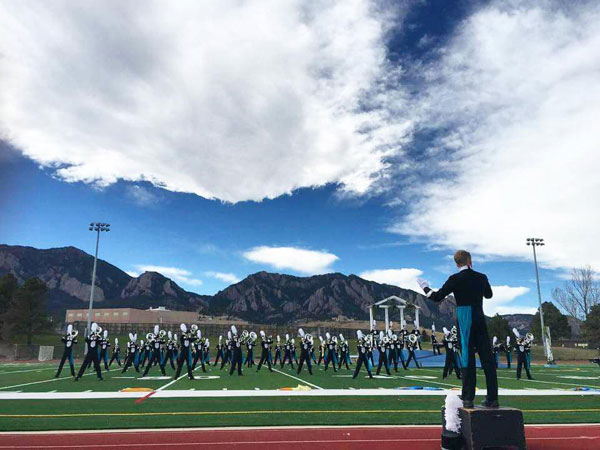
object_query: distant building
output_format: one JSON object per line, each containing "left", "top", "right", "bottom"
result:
{"left": 65, "top": 307, "right": 198, "bottom": 324}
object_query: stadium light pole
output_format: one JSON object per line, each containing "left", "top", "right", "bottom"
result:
{"left": 526, "top": 237, "right": 549, "bottom": 362}
{"left": 85, "top": 222, "right": 110, "bottom": 353}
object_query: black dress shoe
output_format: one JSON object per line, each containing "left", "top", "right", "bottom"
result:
{"left": 462, "top": 400, "right": 474, "bottom": 408}
{"left": 481, "top": 400, "right": 499, "bottom": 408}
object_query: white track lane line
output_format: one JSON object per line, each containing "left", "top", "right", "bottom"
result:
{"left": 271, "top": 367, "right": 323, "bottom": 390}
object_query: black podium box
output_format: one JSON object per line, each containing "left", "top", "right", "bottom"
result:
{"left": 442, "top": 406, "right": 526, "bottom": 450}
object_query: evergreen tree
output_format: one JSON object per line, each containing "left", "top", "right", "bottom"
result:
{"left": 487, "top": 314, "right": 511, "bottom": 343}
{"left": 582, "top": 304, "right": 600, "bottom": 346}
{"left": 531, "top": 301, "right": 571, "bottom": 341}
{"left": 2, "top": 277, "right": 49, "bottom": 345}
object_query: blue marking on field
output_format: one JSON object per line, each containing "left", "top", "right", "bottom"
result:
{"left": 365, "top": 349, "right": 507, "bottom": 368}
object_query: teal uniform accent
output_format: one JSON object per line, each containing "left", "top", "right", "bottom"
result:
{"left": 457, "top": 305, "right": 473, "bottom": 367}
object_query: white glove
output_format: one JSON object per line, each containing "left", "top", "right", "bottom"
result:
{"left": 417, "top": 278, "right": 430, "bottom": 290}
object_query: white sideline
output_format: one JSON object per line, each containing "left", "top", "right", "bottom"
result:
{"left": 0, "top": 387, "right": 598, "bottom": 400}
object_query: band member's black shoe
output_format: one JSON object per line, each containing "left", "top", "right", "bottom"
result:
{"left": 462, "top": 400, "right": 474, "bottom": 408}
{"left": 480, "top": 400, "right": 499, "bottom": 408}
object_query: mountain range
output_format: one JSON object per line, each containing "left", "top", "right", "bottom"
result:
{"left": 0, "top": 244, "right": 457, "bottom": 326}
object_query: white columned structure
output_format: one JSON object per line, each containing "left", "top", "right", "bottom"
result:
{"left": 381, "top": 305, "right": 390, "bottom": 334}
{"left": 414, "top": 306, "right": 421, "bottom": 329}
{"left": 369, "top": 307, "right": 374, "bottom": 331}
{"left": 399, "top": 306, "right": 405, "bottom": 329}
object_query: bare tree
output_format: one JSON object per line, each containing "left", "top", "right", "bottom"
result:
{"left": 552, "top": 265, "right": 600, "bottom": 321}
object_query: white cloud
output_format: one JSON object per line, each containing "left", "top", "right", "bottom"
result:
{"left": 359, "top": 268, "right": 423, "bottom": 291}
{"left": 243, "top": 246, "right": 338, "bottom": 275}
{"left": 484, "top": 285, "right": 533, "bottom": 316}
{"left": 125, "top": 270, "right": 140, "bottom": 278}
{"left": 204, "top": 271, "right": 240, "bottom": 284}
{"left": 391, "top": 0, "right": 600, "bottom": 271}
{"left": 134, "top": 265, "right": 203, "bottom": 287}
{"left": 125, "top": 185, "right": 161, "bottom": 207}
{"left": 0, "top": 1, "right": 411, "bottom": 203}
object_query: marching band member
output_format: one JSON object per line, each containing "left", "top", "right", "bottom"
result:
{"left": 376, "top": 331, "right": 391, "bottom": 376}
{"left": 142, "top": 325, "right": 166, "bottom": 376}
{"left": 74, "top": 323, "right": 103, "bottom": 381}
{"left": 389, "top": 331, "right": 402, "bottom": 371}
{"left": 139, "top": 339, "right": 151, "bottom": 368}
{"left": 405, "top": 332, "right": 421, "bottom": 369}
{"left": 492, "top": 336, "right": 501, "bottom": 368}
{"left": 317, "top": 336, "right": 325, "bottom": 366}
{"left": 245, "top": 332, "right": 256, "bottom": 367}
{"left": 281, "top": 334, "right": 295, "bottom": 369}
{"left": 163, "top": 331, "right": 177, "bottom": 370}
{"left": 229, "top": 326, "right": 244, "bottom": 376}
{"left": 55, "top": 324, "right": 78, "bottom": 377}
{"left": 256, "top": 331, "right": 274, "bottom": 372}
{"left": 174, "top": 323, "right": 195, "bottom": 380}
{"left": 431, "top": 323, "right": 442, "bottom": 356}
{"left": 273, "top": 335, "right": 282, "bottom": 366}
{"left": 397, "top": 322, "right": 409, "bottom": 369}
{"left": 108, "top": 337, "right": 121, "bottom": 367}
{"left": 412, "top": 322, "right": 422, "bottom": 350}
{"left": 352, "top": 330, "right": 373, "bottom": 379}
{"left": 504, "top": 336, "right": 513, "bottom": 369}
{"left": 122, "top": 333, "right": 140, "bottom": 373}
{"left": 191, "top": 327, "right": 207, "bottom": 373}
{"left": 214, "top": 335, "right": 225, "bottom": 367}
{"left": 296, "top": 328, "right": 313, "bottom": 375}
{"left": 442, "top": 327, "right": 461, "bottom": 379}
{"left": 418, "top": 250, "right": 499, "bottom": 408}
{"left": 203, "top": 338, "right": 211, "bottom": 365}
{"left": 220, "top": 331, "right": 233, "bottom": 370}
{"left": 338, "top": 334, "right": 351, "bottom": 370}
{"left": 323, "top": 332, "right": 338, "bottom": 372}
{"left": 291, "top": 338, "right": 299, "bottom": 364}
{"left": 514, "top": 328, "right": 533, "bottom": 380}
{"left": 99, "top": 329, "right": 111, "bottom": 371}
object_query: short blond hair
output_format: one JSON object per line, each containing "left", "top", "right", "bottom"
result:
{"left": 454, "top": 250, "right": 471, "bottom": 267}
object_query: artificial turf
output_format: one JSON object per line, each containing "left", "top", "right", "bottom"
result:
{"left": 0, "top": 361, "right": 599, "bottom": 431}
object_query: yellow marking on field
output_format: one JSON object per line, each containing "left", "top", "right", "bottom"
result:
{"left": 2, "top": 408, "right": 600, "bottom": 419}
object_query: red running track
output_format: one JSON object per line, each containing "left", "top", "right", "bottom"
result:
{"left": 0, "top": 425, "right": 599, "bottom": 450}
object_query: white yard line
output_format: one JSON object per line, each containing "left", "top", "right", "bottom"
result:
{"left": 395, "top": 376, "right": 460, "bottom": 389}
{"left": 0, "top": 372, "right": 95, "bottom": 391}
{"left": 271, "top": 368, "right": 323, "bottom": 390}
{"left": 0, "top": 368, "right": 55, "bottom": 376}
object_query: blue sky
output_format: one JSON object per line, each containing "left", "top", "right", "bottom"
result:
{"left": 1, "top": 0, "right": 599, "bottom": 316}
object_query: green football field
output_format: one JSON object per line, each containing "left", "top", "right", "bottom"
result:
{"left": 0, "top": 359, "right": 599, "bottom": 431}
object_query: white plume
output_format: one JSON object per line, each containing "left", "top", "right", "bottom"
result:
{"left": 443, "top": 327, "right": 450, "bottom": 336}
{"left": 115, "top": 338, "right": 118, "bottom": 345}
{"left": 67, "top": 324, "right": 73, "bottom": 334}
{"left": 277, "top": 335, "right": 280, "bottom": 343}
{"left": 298, "top": 328, "right": 305, "bottom": 338}
{"left": 228, "top": 331, "right": 232, "bottom": 340}
{"left": 506, "top": 336, "right": 511, "bottom": 345}
{"left": 379, "top": 331, "right": 384, "bottom": 340}
{"left": 154, "top": 324, "right": 159, "bottom": 335}
{"left": 168, "top": 331, "right": 172, "bottom": 339}
{"left": 444, "top": 392, "right": 463, "bottom": 433}
{"left": 133, "top": 333, "right": 137, "bottom": 342}
{"left": 90, "top": 323, "right": 97, "bottom": 332}
{"left": 357, "top": 330, "right": 363, "bottom": 339}
{"left": 231, "top": 325, "right": 238, "bottom": 335}
{"left": 205, "top": 339, "right": 210, "bottom": 346}
{"left": 103, "top": 329, "right": 108, "bottom": 339}
{"left": 326, "top": 332, "right": 331, "bottom": 340}
{"left": 180, "top": 323, "right": 187, "bottom": 333}
{"left": 129, "top": 333, "right": 134, "bottom": 341}
{"left": 285, "top": 333, "right": 289, "bottom": 341}
{"left": 260, "top": 330, "right": 265, "bottom": 338}
{"left": 493, "top": 336, "right": 498, "bottom": 345}
{"left": 174, "top": 333, "right": 178, "bottom": 341}
{"left": 513, "top": 328, "right": 521, "bottom": 338}
{"left": 432, "top": 323, "right": 436, "bottom": 332}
